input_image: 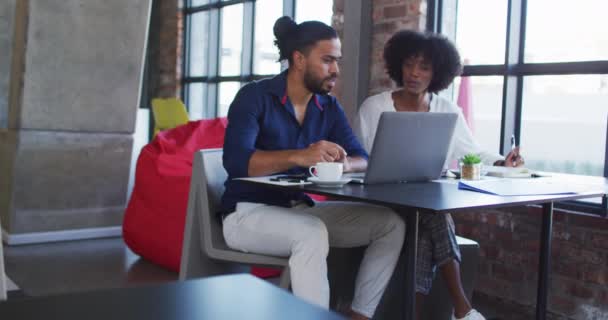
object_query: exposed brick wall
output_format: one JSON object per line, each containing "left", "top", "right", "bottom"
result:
{"left": 332, "top": 0, "right": 424, "bottom": 113}
{"left": 331, "top": 0, "right": 344, "bottom": 103}
{"left": 333, "top": 0, "right": 344, "bottom": 42}
{"left": 455, "top": 207, "right": 608, "bottom": 319}
{"left": 147, "top": 0, "right": 182, "bottom": 100}
{"left": 369, "top": 0, "right": 425, "bottom": 95}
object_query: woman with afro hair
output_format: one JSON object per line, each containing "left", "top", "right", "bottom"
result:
{"left": 355, "top": 30, "right": 523, "bottom": 320}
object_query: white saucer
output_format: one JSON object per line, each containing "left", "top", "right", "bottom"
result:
{"left": 308, "top": 177, "right": 352, "bottom": 188}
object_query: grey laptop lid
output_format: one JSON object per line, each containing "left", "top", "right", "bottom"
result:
{"left": 351, "top": 111, "right": 458, "bottom": 184}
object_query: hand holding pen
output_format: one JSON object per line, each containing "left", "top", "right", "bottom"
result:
{"left": 504, "top": 134, "right": 525, "bottom": 167}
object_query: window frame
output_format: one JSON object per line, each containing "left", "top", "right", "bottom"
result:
{"left": 181, "top": 0, "right": 298, "bottom": 119}
{"left": 430, "top": 0, "right": 608, "bottom": 216}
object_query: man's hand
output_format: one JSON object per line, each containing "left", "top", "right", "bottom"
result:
{"left": 341, "top": 156, "right": 368, "bottom": 173}
{"left": 248, "top": 141, "right": 350, "bottom": 176}
{"left": 292, "top": 140, "right": 347, "bottom": 167}
{"left": 341, "top": 156, "right": 352, "bottom": 173}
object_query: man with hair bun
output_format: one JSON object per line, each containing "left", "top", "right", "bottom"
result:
{"left": 220, "top": 16, "right": 405, "bottom": 320}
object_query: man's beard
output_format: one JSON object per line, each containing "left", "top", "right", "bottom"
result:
{"left": 303, "top": 71, "right": 337, "bottom": 95}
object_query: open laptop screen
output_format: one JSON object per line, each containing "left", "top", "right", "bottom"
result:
{"left": 347, "top": 112, "right": 457, "bottom": 184}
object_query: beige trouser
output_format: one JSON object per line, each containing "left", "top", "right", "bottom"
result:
{"left": 223, "top": 201, "right": 405, "bottom": 318}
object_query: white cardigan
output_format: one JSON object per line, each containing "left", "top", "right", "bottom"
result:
{"left": 354, "top": 91, "right": 504, "bottom": 166}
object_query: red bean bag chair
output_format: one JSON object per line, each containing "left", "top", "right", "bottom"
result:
{"left": 123, "top": 119, "right": 228, "bottom": 272}
{"left": 123, "top": 117, "right": 300, "bottom": 278}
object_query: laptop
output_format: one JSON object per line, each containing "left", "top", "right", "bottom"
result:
{"left": 346, "top": 111, "right": 458, "bottom": 184}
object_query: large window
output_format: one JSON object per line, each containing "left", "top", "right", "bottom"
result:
{"left": 182, "top": 0, "right": 333, "bottom": 119}
{"left": 432, "top": 0, "right": 608, "bottom": 213}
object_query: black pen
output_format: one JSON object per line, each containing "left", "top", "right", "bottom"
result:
{"left": 285, "top": 179, "right": 306, "bottom": 183}
{"left": 269, "top": 175, "right": 307, "bottom": 183}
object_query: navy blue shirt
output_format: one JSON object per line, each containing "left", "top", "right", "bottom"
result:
{"left": 221, "top": 71, "right": 368, "bottom": 213}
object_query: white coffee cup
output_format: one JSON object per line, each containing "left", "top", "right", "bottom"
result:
{"left": 309, "top": 162, "right": 343, "bottom": 181}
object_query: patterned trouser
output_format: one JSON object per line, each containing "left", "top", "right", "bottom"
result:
{"left": 416, "top": 212, "right": 461, "bottom": 294}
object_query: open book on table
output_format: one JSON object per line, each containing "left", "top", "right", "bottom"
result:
{"left": 483, "top": 166, "right": 536, "bottom": 178}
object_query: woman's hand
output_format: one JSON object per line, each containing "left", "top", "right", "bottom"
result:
{"left": 503, "top": 147, "right": 525, "bottom": 167}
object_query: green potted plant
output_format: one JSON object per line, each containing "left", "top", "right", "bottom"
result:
{"left": 460, "top": 154, "right": 482, "bottom": 180}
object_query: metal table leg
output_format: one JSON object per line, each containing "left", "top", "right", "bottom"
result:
{"left": 403, "top": 210, "right": 419, "bottom": 319}
{"left": 536, "top": 202, "right": 553, "bottom": 320}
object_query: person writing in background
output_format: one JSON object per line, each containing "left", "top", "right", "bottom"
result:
{"left": 505, "top": 133, "right": 522, "bottom": 167}
{"left": 355, "top": 30, "right": 524, "bottom": 320}
{"left": 221, "top": 16, "right": 405, "bottom": 320}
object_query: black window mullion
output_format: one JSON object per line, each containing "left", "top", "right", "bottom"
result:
{"left": 426, "top": 0, "right": 442, "bottom": 33}
{"left": 207, "top": 8, "right": 220, "bottom": 118}
{"left": 183, "top": 76, "right": 210, "bottom": 83}
{"left": 513, "top": 61, "right": 608, "bottom": 75}
{"left": 187, "top": 0, "right": 253, "bottom": 14}
{"left": 461, "top": 65, "right": 506, "bottom": 76}
{"left": 283, "top": 0, "right": 295, "bottom": 18}
{"left": 517, "top": 0, "right": 528, "bottom": 64}
{"left": 605, "top": 115, "right": 608, "bottom": 179}
{"left": 279, "top": 0, "right": 296, "bottom": 73}
{"left": 436, "top": 0, "right": 444, "bottom": 33}
{"left": 513, "top": 0, "right": 528, "bottom": 146}
{"left": 513, "top": 75, "right": 523, "bottom": 150}
{"left": 603, "top": 118, "right": 608, "bottom": 216}
{"left": 181, "top": 5, "right": 191, "bottom": 106}
{"left": 184, "top": 74, "right": 277, "bottom": 83}
{"left": 241, "top": 1, "right": 254, "bottom": 78}
{"left": 500, "top": 0, "right": 525, "bottom": 155}
{"left": 500, "top": 75, "right": 518, "bottom": 154}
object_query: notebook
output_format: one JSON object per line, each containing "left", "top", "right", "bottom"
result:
{"left": 484, "top": 166, "right": 533, "bottom": 178}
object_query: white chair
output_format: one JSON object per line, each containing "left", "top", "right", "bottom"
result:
{"left": 0, "top": 217, "right": 7, "bottom": 301}
{"left": 179, "top": 149, "right": 290, "bottom": 289}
